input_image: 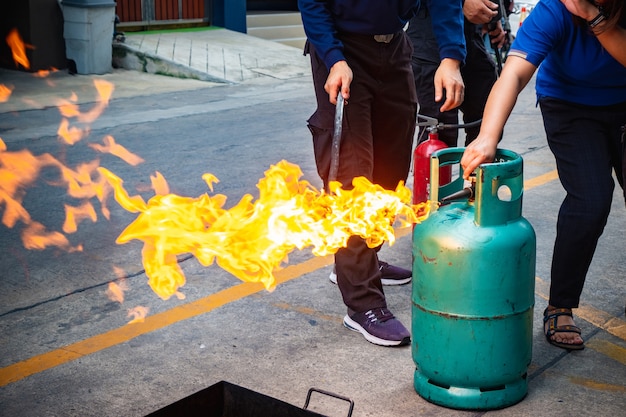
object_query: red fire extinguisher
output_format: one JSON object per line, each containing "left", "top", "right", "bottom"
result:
{"left": 413, "top": 125, "right": 451, "bottom": 205}
{"left": 412, "top": 115, "right": 483, "bottom": 205}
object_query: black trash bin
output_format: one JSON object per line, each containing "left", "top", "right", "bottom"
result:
{"left": 145, "top": 381, "right": 353, "bottom": 417}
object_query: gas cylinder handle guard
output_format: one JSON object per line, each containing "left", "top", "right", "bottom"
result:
{"left": 431, "top": 148, "right": 525, "bottom": 226}
{"left": 476, "top": 148, "right": 524, "bottom": 226}
{"left": 429, "top": 147, "right": 466, "bottom": 204}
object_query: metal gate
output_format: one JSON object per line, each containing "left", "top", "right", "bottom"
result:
{"left": 116, "top": 0, "right": 207, "bottom": 23}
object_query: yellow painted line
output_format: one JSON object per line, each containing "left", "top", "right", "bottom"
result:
{"left": 585, "top": 340, "right": 626, "bottom": 366}
{"left": 524, "top": 169, "right": 559, "bottom": 190}
{"left": 535, "top": 276, "right": 626, "bottom": 341}
{"left": 576, "top": 305, "right": 626, "bottom": 340}
{"left": 568, "top": 375, "right": 626, "bottom": 393}
{"left": 0, "top": 254, "right": 333, "bottom": 387}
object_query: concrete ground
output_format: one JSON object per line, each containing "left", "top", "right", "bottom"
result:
{"left": 0, "top": 28, "right": 625, "bottom": 417}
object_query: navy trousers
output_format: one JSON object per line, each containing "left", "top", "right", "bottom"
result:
{"left": 539, "top": 97, "right": 626, "bottom": 308}
{"left": 305, "top": 32, "right": 417, "bottom": 313}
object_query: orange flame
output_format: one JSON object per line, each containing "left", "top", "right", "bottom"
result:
{"left": 89, "top": 135, "right": 144, "bottom": 166}
{"left": 0, "top": 84, "right": 13, "bottom": 103}
{"left": 108, "top": 272, "right": 153, "bottom": 324}
{"left": 151, "top": 172, "right": 170, "bottom": 195}
{"left": 21, "top": 221, "right": 82, "bottom": 251}
{"left": 107, "top": 281, "right": 127, "bottom": 303}
{"left": 101, "top": 160, "right": 432, "bottom": 300}
{"left": 63, "top": 201, "right": 98, "bottom": 234}
{"left": 0, "top": 146, "right": 57, "bottom": 228}
{"left": 56, "top": 80, "right": 114, "bottom": 145}
{"left": 106, "top": 268, "right": 130, "bottom": 303}
{"left": 6, "top": 28, "right": 32, "bottom": 70}
{"left": 1, "top": 62, "right": 431, "bottom": 306}
{"left": 127, "top": 306, "right": 149, "bottom": 324}
{"left": 57, "top": 119, "right": 87, "bottom": 145}
{"left": 0, "top": 76, "right": 122, "bottom": 252}
{"left": 0, "top": 136, "right": 116, "bottom": 250}
{"left": 57, "top": 80, "right": 114, "bottom": 124}
{"left": 106, "top": 270, "right": 130, "bottom": 304}
{"left": 35, "top": 68, "right": 58, "bottom": 78}
{"left": 113, "top": 266, "right": 127, "bottom": 279}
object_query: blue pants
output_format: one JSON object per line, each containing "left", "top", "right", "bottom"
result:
{"left": 539, "top": 97, "right": 626, "bottom": 308}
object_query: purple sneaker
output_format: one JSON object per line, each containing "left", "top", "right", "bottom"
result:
{"left": 378, "top": 261, "right": 412, "bottom": 285}
{"left": 329, "top": 261, "right": 412, "bottom": 286}
{"left": 343, "top": 308, "right": 411, "bottom": 346}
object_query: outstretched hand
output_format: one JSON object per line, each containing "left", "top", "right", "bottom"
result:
{"left": 460, "top": 136, "right": 498, "bottom": 179}
{"left": 434, "top": 58, "right": 465, "bottom": 112}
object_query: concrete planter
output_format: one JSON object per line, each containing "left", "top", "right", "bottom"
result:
{"left": 61, "top": 0, "right": 116, "bottom": 74}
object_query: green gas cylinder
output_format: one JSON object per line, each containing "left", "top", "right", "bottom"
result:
{"left": 412, "top": 148, "right": 536, "bottom": 410}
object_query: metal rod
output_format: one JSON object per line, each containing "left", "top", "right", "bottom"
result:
{"left": 329, "top": 94, "right": 344, "bottom": 183}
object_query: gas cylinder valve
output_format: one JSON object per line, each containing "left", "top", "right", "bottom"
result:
{"left": 440, "top": 175, "right": 476, "bottom": 205}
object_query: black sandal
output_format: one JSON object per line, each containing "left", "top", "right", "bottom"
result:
{"left": 543, "top": 307, "right": 585, "bottom": 351}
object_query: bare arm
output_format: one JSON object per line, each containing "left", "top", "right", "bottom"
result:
{"left": 460, "top": 56, "right": 536, "bottom": 178}
{"left": 560, "top": 0, "right": 626, "bottom": 67}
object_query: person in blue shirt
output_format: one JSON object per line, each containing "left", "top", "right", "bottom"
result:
{"left": 461, "top": 0, "right": 626, "bottom": 351}
{"left": 298, "top": 0, "right": 466, "bottom": 347}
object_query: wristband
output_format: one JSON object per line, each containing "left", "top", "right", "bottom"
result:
{"left": 588, "top": 7, "right": 607, "bottom": 28}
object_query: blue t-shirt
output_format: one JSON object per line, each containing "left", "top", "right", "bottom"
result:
{"left": 509, "top": 0, "right": 626, "bottom": 106}
{"left": 298, "top": 0, "right": 466, "bottom": 70}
